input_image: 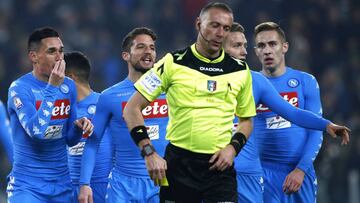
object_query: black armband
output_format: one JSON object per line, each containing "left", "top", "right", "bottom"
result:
{"left": 229, "top": 132, "right": 247, "bottom": 156}
{"left": 130, "top": 125, "right": 149, "bottom": 146}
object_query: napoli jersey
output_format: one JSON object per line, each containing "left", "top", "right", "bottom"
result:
{"left": 255, "top": 67, "right": 323, "bottom": 170}
{"left": 80, "top": 78, "right": 169, "bottom": 185}
{"left": 68, "top": 92, "right": 113, "bottom": 185}
{"left": 234, "top": 70, "right": 328, "bottom": 175}
{"left": 0, "top": 100, "right": 13, "bottom": 163}
{"left": 7, "top": 72, "right": 81, "bottom": 178}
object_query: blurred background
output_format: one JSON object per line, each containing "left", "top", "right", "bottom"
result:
{"left": 0, "top": 0, "right": 358, "bottom": 202}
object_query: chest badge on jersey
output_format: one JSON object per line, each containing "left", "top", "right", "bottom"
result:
{"left": 287, "top": 78, "right": 299, "bottom": 88}
{"left": 207, "top": 80, "right": 217, "bottom": 92}
{"left": 87, "top": 105, "right": 96, "bottom": 114}
{"left": 60, "top": 84, "right": 69, "bottom": 94}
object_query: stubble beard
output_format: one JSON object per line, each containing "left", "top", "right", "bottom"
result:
{"left": 133, "top": 63, "right": 150, "bottom": 74}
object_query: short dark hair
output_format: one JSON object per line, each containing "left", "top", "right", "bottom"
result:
{"left": 231, "top": 22, "right": 245, "bottom": 33}
{"left": 28, "top": 27, "right": 60, "bottom": 52}
{"left": 254, "top": 22, "right": 286, "bottom": 42}
{"left": 64, "top": 51, "right": 91, "bottom": 83}
{"left": 122, "top": 27, "right": 157, "bottom": 52}
{"left": 199, "top": 2, "right": 233, "bottom": 18}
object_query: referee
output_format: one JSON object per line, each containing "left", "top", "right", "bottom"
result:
{"left": 124, "top": 2, "right": 256, "bottom": 203}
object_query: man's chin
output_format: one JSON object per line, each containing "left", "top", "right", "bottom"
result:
{"left": 134, "top": 67, "right": 151, "bottom": 74}
{"left": 265, "top": 66, "right": 276, "bottom": 74}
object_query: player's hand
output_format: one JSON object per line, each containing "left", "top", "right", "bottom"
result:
{"left": 74, "top": 117, "right": 94, "bottom": 136}
{"left": 209, "top": 145, "right": 236, "bottom": 171}
{"left": 145, "top": 152, "right": 167, "bottom": 182}
{"left": 49, "top": 59, "right": 65, "bottom": 87}
{"left": 78, "top": 185, "right": 93, "bottom": 203}
{"left": 326, "top": 122, "right": 351, "bottom": 145}
{"left": 282, "top": 168, "right": 305, "bottom": 194}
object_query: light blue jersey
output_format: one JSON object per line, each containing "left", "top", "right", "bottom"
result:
{"left": 256, "top": 67, "right": 323, "bottom": 202}
{"left": 80, "top": 78, "right": 169, "bottom": 202}
{"left": 68, "top": 91, "right": 113, "bottom": 203}
{"left": 234, "top": 70, "right": 327, "bottom": 202}
{"left": 7, "top": 72, "right": 82, "bottom": 202}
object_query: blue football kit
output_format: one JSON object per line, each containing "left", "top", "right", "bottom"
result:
{"left": 256, "top": 67, "right": 323, "bottom": 203}
{"left": 0, "top": 100, "right": 13, "bottom": 164}
{"left": 6, "top": 73, "right": 82, "bottom": 202}
{"left": 234, "top": 70, "right": 327, "bottom": 203}
{"left": 80, "top": 78, "right": 169, "bottom": 202}
{"left": 68, "top": 91, "right": 113, "bottom": 203}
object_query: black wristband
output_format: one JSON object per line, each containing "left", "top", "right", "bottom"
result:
{"left": 229, "top": 132, "right": 247, "bottom": 156}
{"left": 130, "top": 125, "right": 149, "bottom": 146}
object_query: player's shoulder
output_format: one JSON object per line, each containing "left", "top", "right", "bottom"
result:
{"left": 223, "top": 53, "right": 248, "bottom": 72}
{"left": 9, "top": 73, "right": 33, "bottom": 89}
{"left": 101, "top": 78, "right": 134, "bottom": 97}
{"left": 288, "top": 67, "right": 317, "bottom": 81}
{"left": 251, "top": 70, "right": 266, "bottom": 79}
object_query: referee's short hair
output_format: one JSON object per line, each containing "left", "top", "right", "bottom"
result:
{"left": 199, "top": 2, "right": 233, "bottom": 18}
{"left": 122, "top": 27, "right": 157, "bottom": 52}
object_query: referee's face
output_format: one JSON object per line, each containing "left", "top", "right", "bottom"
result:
{"left": 197, "top": 8, "right": 233, "bottom": 55}
{"left": 128, "top": 34, "right": 156, "bottom": 73}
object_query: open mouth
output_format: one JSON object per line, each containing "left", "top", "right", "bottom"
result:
{"left": 141, "top": 56, "right": 153, "bottom": 66}
{"left": 264, "top": 57, "right": 274, "bottom": 66}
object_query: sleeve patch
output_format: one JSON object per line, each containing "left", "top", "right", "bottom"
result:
{"left": 139, "top": 71, "right": 162, "bottom": 94}
{"left": 13, "top": 97, "right": 23, "bottom": 109}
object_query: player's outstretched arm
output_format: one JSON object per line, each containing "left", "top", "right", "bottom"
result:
{"left": 326, "top": 123, "right": 351, "bottom": 145}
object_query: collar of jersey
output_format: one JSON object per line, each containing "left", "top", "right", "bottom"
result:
{"left": 190, "top": 44, "right": 224, "bottom": 64}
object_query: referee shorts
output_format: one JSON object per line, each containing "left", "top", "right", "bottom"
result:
{"left": 160, "top": 144, "right": 237, "bottom": 203}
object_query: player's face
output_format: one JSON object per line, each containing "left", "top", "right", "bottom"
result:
{"left": 198, "top": 8, "right": 233, "bottom": 54}
{"left": 32, "top": 37, "right": 64, "bottom": 77}
{"left": 254, "top": 30, "right": 288, "bottom": 72}
{"left": 224, "top": 31, "right": 247, "bottom": 60}
{"left": 128, "top": 34, "right": 156, "bottom": 73}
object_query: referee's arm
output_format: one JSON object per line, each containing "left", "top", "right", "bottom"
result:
{"left": 123, "top": 91, "right": 167, "bottom": 182}
{"left": 209, "top": 117, "right": 253, "bottom": 171}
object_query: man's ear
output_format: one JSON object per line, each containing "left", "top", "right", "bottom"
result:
{"left": 122, "top": 51, "right": 130, "bottom": 61}
{"left": 282, "top": 42, "right": 289, "bottom": 54}
{"left": 28, "top": 51, "right": 38, "bottom": 64}
{"left": 195, "top": 17, "right": 201, "bottom": 31}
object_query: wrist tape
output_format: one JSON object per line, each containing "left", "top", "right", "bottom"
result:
{"left": 130, "top": 125, "right": 149, "bottom": 145}
{"left": 230, "top": 132, "right": 247, "bottom": 156}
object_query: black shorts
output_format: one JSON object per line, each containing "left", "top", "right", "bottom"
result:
{"left": 160, "top": 144, "right": 237, "bottom": 203}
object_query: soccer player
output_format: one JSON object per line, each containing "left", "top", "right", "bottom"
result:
{"left": 78, "top": 27, "right": 169, "bottom": 203}
{"left": 0, "top": 100, "right": 12, "bottom": 164}
{"left": 6, "top": 27, "right": 93, "bottom": 202}
{"left": 224, "top": 22, "right": 351, "bottom": 203}
{"left": 65, "top": 51, "right": 113, "bottom": 203}
{"left": 123, "top": 3, "right": 255, "bottom": 203}
{"left": 253, "top": 21, "right": 333, "bottom": 203}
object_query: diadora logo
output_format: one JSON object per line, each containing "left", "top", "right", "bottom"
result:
{"left": 256, "top": 92, "right": 299, "bottom": 112}
{"left": 122, "top": 99, "right": 168, "bottom": 119}
{"left": 36, "top": 99, "right": 71, "bottom": 119}
{"left": 199, "top": 66, "right": 224, "bottom": 72}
